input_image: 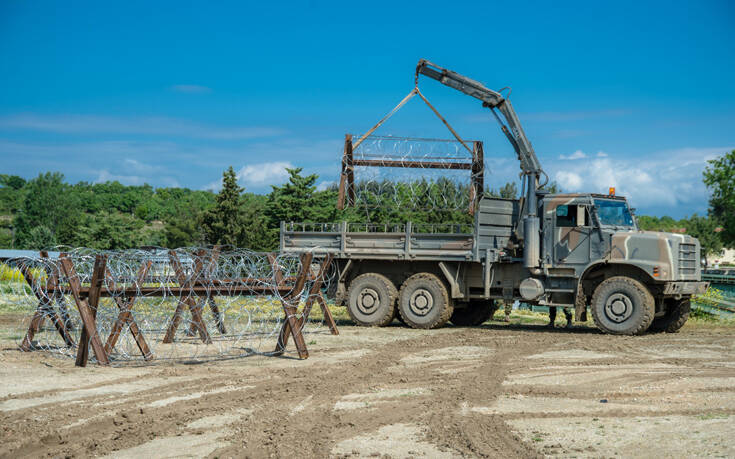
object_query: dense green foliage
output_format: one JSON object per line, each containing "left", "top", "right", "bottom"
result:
{"left": 703, "top": 150, "right": 735, "bottom": 247}
{"left": 0, "top": 151, "right": 729, "bottom": 258}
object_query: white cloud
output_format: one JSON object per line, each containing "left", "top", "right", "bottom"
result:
{"left": 549, "top": 147, "right": 731, "bottom": 214}
{"left": 123, "top": 158, "right": 160, "bottom": 174}
{"left": 0, "top": 114, "right": 284, "bottom": 140}
{"left": 94, "top": 170, "right": 145, "bottom": 185}
{"left": 204, "top": 161, "right": 293, "bottom": 192}
{"left": 559, "top": 150, "right": 587, "bottom": 160}
{"left": 237, "top": 161, "right": 292, "bottom": 187}
{"left": 316, "top": 180, "right": 335, "bottom": 191}
{"left": 171, "top": 84, "right": 212, "bottom": 94}
{"left": 555, "top": 171, "right": 583, "bottom": 189}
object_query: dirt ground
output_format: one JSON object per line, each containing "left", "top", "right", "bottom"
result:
{"left": 1, "top": 317, "right": 734, "bottom": 458}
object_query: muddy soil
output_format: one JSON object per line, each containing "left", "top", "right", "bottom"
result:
{"left": 1, "top": 320, "right": 734, "bottom": 458}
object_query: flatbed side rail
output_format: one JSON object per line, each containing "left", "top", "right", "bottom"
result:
{"left": 281, "top": 222, "right": 476, "bottom": 262}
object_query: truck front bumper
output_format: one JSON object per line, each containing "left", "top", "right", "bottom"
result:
{"left": 663, "top": 281, "right": 709, "bottom": 296}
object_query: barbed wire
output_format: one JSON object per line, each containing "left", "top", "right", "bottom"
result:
{"left": 3, "top": 247, "right": 337, "bottom": 365}
{"left": 342, "top": 135, "right": 483, "bottom": 213}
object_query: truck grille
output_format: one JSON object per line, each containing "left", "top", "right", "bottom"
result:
{"left": 679, "top": 243, "right": 697, "bottom": 275}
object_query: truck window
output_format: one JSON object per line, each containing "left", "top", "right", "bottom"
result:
{"left": 593, "top": 199, "right": 635, "bottom": 227}
{"left": 556, "top": 205, "right": 575, "bottom": 227}
{"left": 556, "top": 205, "right": 589, "bottom": 227}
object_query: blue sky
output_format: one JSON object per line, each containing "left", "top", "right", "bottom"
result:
{"left": 1, "top": 0, "right": 733, "bottom": 218}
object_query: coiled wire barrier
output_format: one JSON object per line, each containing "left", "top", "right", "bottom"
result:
{"left": 2, "top": 247, "right": 338, "bottom": 365}
{"left": 342, "top": 135, "right": 484, "bottom": 213}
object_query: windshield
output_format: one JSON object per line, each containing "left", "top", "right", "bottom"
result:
{"left": 593, "top": 199, "right": 635, "bottom": 227}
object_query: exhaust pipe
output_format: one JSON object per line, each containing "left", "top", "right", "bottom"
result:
{"left": 523, "top": 216, "right": 539, "bottom": 268}
{"left": 523, "top": 173, "right": 540, "bottom": 269}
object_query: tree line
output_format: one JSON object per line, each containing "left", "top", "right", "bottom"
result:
{"left": 1, "top": 150, "right": 732, "bottom": 262}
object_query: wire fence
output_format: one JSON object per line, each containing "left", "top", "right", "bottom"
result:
{"left": 2, "top": 247, "right": 338, "bottom": 365}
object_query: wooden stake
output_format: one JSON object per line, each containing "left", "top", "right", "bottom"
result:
{"left": 272, "top": 252, "right": 312, "bottom": 359}
{"left": 60, "top": 255, "right": 109, "bottom": 366}
{"left": 104, "top": 261, "right": 153, "bottom": 360}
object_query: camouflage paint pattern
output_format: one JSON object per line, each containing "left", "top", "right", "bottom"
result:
{"left": 608, "top": 231, "right": 701, "bottom": 281}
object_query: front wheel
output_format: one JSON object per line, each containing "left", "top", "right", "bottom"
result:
{"left": 649, "top": 298, "right": 690, "bottom": 333}
{"left": 590, "top": 276, "right": 654, "bottom": 335}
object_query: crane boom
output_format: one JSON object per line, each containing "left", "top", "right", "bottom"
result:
{"left": 415, "top": 59, "right": 544, "bottom": 178}
{"left": 416, "top": 59, "right": 544, "bottom": 269}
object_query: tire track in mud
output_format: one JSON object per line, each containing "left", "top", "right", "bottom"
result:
{"left": 212, "top": 329, "right": 543, "bottom": 458}
{"left": 3, "top": 325, "right": 735, "bottom": 457}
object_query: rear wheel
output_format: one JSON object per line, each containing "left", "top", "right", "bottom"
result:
{"left": 590, "top": 276, "right": 654, "bottom": 335}
{"left": 450, "top": 300, "right": 498, "bottom": 326}
{"left": 346, "top": 273, "right": 397, "bottom": 327}
{"left": 398, "top": 273, "right": 453, "bottom": 329}
{"left": 649, "top": 298, "right": 690, "bottom": 333}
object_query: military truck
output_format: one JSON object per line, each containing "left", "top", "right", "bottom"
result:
{"left": 280, "top": 60, "right": 708, "bottom": 335}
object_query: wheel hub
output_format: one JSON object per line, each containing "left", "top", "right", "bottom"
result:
{"left": 604, "top": 293, "right": 633, "bottom": 323}
{"left": 409, "top": 288, "right": 434, "bottom": 316}
{"left": 357, "top": 288, "right": 380, "bottom": 314}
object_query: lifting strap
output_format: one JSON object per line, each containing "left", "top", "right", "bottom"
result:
{"left": 352, "top": 85, "right": 473, "bottom": 155}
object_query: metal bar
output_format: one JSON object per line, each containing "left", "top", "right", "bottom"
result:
{"left": 351, "top": 159, "right": 472, "bottom": 170}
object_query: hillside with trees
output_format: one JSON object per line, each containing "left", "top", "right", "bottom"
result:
{"left": 1, "top": 150, "right": 731, "bottom": 262}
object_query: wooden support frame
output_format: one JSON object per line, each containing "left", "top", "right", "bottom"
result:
{"left": 104, "top": 261, "right": 154, "bottom": 360}
{"left": 280, "top": 254, "right": 338, "bottom": 349}
{"left": 19, "top": 252, "right": 75, "bottom": 351}
{"left": 188, "top": 247, "right": 226, "bottom": 335}
{"left": 162, "top": 250, "right": 212, "bottom": 344}
{"left": 19, "top": 249, "right": 335, "bottom": 365}
{"left": 59, "top": 255, "right": 110, "bottom": 367}
{"left": 270, "top": 252, "right": 312, "bottom": 359}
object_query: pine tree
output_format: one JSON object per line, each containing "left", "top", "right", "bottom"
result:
{"left": 201, "top": 166, "right": 245, "bottom": 247}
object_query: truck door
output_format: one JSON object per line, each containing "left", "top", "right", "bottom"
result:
{"left": 554, "top": 204, "right": 591, "bottom": 265}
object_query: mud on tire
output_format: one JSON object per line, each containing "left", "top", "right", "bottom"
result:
{"left": 590, "top": 276, "right": 654, "bottom": 335}
{"left": 450, "top": 300, "right": 497, "bottom": 326}
{"left": 398, "top": 273, "right": 453, "bottom": 329}
{"left": 649, "top": 298, "right": 690, "bottom": 333}
{"left": 346, "top": 273, "right": 398, "bottom": 327}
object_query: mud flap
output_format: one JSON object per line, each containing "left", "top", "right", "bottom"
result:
{"left": 575, "top": 291, "right": 587, "bottom": 322}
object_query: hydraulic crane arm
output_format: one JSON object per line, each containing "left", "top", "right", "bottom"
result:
{"left": 415, "top": 59, "right": 544, "bottom": 179}
{"left": 416, "top": 59, "right": 544, "bottom": 270}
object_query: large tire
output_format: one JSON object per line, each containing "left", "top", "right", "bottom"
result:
{"left": 450, "top": 300, "right": 498, "bottom": 326}
{"left": 590, "top": 276, "right": 654, "bottom": 335}
{"left": 398, "top": 273, "right": 453, "bottom": 329}
{"left": 346, "top": 273, "right": 397, "bottom": 327}
{"left": 649, "top": 298, "right": 690, "bottom": 333}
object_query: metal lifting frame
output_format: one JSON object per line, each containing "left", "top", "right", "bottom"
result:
{"left": 334, "top": 82, "right": 485, "bottom": 215}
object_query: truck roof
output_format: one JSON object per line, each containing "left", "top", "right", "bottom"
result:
{"left": 544, "top": 192, "right": 628, "bottom": 201}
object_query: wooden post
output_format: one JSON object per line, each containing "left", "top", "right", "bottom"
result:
{"left": 60, "top": 255, "right": 109, "bottom": 366}
{"left": 206, "top": 246, "right": 226, "bottom": 334}
{"left": 271, "top": 253, "right": 311, "bottom": 359}
{"left": 188, "top": 247, "right": 226, "bottom": 335}
{"left": 163, "top": 251, "right": 211, "bottom": 344}
{"left": 104, "top": 261, "right": 154, "bottom": 360}
{"left": 469, "top": 141, "right": 484, "bottom": 216}
{"left": 280, "top": 254, "right": 338, "bottom": 348}
{"left": 337, "top": 134, "right": 352, "bottom": 209}
{"left": 19, "top": 254, "right": 75, "bottom": 351}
